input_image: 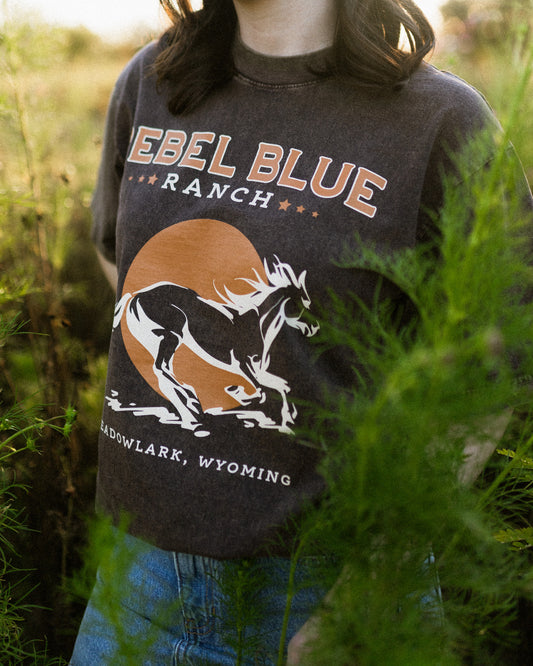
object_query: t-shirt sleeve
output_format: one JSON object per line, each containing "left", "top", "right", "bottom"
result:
{"left": 91, "top": 66, "right": 136, "bottom": 264}
{"left": 416, "top": 75, "right": 533, "bottom": 386}
{"left": 415, "top": 75, "right": 501, "bottom": 243}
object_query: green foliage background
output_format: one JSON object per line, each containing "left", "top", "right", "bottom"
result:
{"left": 0, "top": 15, "right": 148, "bottom": 663}
{"left": 0, "top": 1, "right": 532, "bottom": 663}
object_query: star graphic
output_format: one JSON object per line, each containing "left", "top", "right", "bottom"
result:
{"left": 279, "top": 199, "right": 291, "bottom": 211}
{"left": 296, "top": 205, "right": 306, "bottom": 214}
{"left": 148, "top": 174, "right": 159, "bottom": 185}
{"left": 312, "top": 211, "right": 319, "bottom": 218}
{"left": 138, "top": 175, "right": 145, "bottom": 183}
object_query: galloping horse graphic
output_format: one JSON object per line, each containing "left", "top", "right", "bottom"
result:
{"left": 110, "top": 257, "right": 319, "bottom": 437}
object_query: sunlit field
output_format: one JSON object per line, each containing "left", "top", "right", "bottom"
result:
{"left": 1, "top": 2, "right": 532, "bottom": 662}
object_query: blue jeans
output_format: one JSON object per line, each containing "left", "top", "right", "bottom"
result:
{"left": 70, "top": 531, "right": 326, "bottom": 665}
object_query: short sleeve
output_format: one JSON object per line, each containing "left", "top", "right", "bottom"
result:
{"left": 91, "top": 65, "right": 136, "bottom": 263}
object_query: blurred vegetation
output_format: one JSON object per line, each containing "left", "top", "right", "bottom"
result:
{"left": 436, "top": 0, "right": 533, "bottom": 185}
{"left": 0, "top": 1, "right": 532, "bottom": 662}
{"left": 0, "top": 15, "right": 150, "bottom": 662}
{"left": 299, "top": 122, "right": 533, "bottom": 663}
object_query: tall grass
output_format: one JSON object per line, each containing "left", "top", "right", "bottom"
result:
{"left": 0, "top": 317, "right": 76, "bottom": 664}
{"left": 0, "top": 12, "right": 144, "bottom": 660}
{"left": 292, "top": 41, "right": 533, "bottom": 664}
{"left": 0, "top": 5, "right": 532, "bottom": 663}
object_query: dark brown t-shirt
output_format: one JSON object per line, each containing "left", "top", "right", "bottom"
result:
{"left": 91, "top": 38, "right": 500, "bottom": 557}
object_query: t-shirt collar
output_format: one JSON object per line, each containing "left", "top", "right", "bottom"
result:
{"left": 232, "top": 36, "right": 333, "bottom": 86}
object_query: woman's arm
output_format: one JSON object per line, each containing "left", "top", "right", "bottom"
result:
{"left": 96, "top": 249, "right": 118, "bottom": 292}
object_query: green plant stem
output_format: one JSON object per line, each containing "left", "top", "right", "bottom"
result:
{"left": 0, "top": 415, "right": 66, "bottom": 454}
{"left": 276, "top": 537, "right": 308, "bottom": 666}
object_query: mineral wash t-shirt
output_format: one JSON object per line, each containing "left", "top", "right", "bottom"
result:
{"left": 92, "top": 38, "right": 497, "bottom": 557}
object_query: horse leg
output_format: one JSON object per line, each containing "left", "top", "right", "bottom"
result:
{"left": 125, "top": 295, "right": 209, "bottom": 436}
{"left": 152, "top": 331, "right": 207, "bottom": 433}
{"left": 246, "top": 356, "right": 295, "bottom": 432}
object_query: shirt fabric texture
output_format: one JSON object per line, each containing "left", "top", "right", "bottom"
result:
{"left": 92, "top": 37, "right": 503, "bottom": 558}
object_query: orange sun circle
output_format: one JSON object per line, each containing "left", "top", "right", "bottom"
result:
{"left": 120, "top": 219, "right": 268, "bottom": 411}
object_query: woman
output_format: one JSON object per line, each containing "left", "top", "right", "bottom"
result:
{"left": 72, "top": 1, "right": 526, "bottom": 663}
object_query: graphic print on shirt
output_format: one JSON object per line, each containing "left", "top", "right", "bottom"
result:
{"left": 126, "top": 127, "right": 389, "bottom": 219}
{"left": 107, "top": 219, "right": 319, "bottom": 438}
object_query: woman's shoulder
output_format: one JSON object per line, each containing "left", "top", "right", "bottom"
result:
{"left": 115, "top": 40, "right": 161, "bottom": 85}
{"left": 407, "top": 62, "right": 495, "bottom": 124}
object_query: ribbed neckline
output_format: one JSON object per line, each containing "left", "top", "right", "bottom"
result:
{"left": 232, "top": 37, "right": 333, "bottom": 87}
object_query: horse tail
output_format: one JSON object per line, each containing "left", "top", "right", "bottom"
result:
{"left": 113, "top": 292, "right": 132, "bottom": 329}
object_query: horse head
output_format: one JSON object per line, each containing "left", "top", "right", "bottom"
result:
{"left": 265, "top": 258, "right": 320, "bottom": 338}
{"left": 278, "top": 292, "right": 320, "bottom": 337}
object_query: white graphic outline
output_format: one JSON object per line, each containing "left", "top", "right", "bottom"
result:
{"left": 108, "top": 256, "right": 319, "bottom": 437}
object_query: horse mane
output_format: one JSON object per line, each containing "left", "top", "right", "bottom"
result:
{"left": 213, "top": 256, "right": 308, "bottom": 315}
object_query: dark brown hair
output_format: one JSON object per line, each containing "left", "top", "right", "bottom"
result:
{"left": 156, "top": 0, "right": 435, "bottom": 115}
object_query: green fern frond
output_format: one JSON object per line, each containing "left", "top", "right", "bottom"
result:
{"left": 494, "top": 527, "right": 533, "bottom": 550}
